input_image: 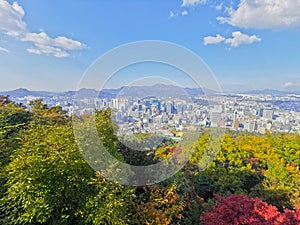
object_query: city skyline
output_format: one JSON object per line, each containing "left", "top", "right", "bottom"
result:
{"left": 0, "top": 0, "right": 300, "bottom": 92}
{"left": 4, "top": 85, "right": 300, "bottom": 135}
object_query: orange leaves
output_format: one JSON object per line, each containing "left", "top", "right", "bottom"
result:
{"left": 135, "top": 185, "right": 185, "bottom": 225}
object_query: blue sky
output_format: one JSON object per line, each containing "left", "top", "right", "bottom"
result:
{"left": 0, "top": 0, "right": 300, "bottom": 92}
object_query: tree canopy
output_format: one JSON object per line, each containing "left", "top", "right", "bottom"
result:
{"left": 0, "top": 98, "right": 299, "bottom": 224}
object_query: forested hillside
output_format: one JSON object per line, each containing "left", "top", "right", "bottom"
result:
{"left": 0, "top": 97, "right": 299, "bottom": 225}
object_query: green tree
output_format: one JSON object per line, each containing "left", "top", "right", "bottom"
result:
{"left": 1, "top": 102, "right": 134, "bottom": 225}
{"left": 1, "top": 122, "right": 95, "bottom": 225}
{"left": 84, "top": 173, "right": 134, "bottom": 225}
{"left": 0, "top": 98, "right": 31, "bottom": 201}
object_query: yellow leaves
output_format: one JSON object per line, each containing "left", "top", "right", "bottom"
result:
{"left": 242, "top": 144, "right": 253, "bottom": 151}
{"left": 286, "top": 164, "right": 300, "bottom": 175}
{"left": 155, "top": 146, "right": 170, "bottom": 159}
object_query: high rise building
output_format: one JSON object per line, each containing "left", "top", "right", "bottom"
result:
{"left": 210, "top": 105, "right": 223, "bottom": 127}
{"left": 166, "top": 102, "right": 175, "bottom": 114}
{"left": 263, "top": 109, "right": 274, "bottom": 120}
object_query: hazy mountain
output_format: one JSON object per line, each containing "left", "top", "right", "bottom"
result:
{"left": 0, "top": 88, "right": 59, "bottom": 98}
{"left": 0, "top": 84, "right": 218, "bottom": 99}
{"left": 242, "top": 89, "right": 300, "bottom": 96}
{"left": 63, "top": 88, "right": 99, "bottom": 98}
{"left": 3, "top": 86, "right": 300, "bottom": 100}
{"left": 115, "top": 84, "right": 199, "bottom": 98}
{"left": 98, "top": 87, "right": 124, "bottom": 98}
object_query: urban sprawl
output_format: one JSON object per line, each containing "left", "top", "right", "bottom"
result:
{"left": 11, "top": 92, "right": 300, "bottom": 136}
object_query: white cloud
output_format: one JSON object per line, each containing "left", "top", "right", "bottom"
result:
{"left": 181, "top": 10, "right": 189, "bottom": 16}
{"left": 169, "top": 11, "right": 178, "bottom": 18}
{"left": 215, "top": 3, "right": 223, "bottom": 11}
{"left": 0, "top": 46, "right": 10, "bottom": 53}
{"left": 54, "top": 36, "right": 84, "bottom": 50}
{"left": 27, "top": 44, "right": 69, "bottom": 58}
{"left": 22, "top": 32, "right": 52, "bottom": 46}
{"left": 225, "top": 31, "right": 261, "bottom": 47}
{"left": 0, "top": 1, "right": 27, "bottom": 37}
{"left": 203, "top": 34, "right": 225, "bottom": 45}
{"left": 284, "top": 82, "right": 300, "bottom": 88}
{"left": 182, "top": 0, "right": 207, "bottom": 7}
{"left": 0, "top": 1, "right": 85, "bottom": 58}
{"left": 22, "top": 32, "right": 85, "bottom": 57}
{"left": 218, "top": 0, "right": 300, "bottom": 29}
{"left": 204, "top": 31, "right": 261, "bottom": 47}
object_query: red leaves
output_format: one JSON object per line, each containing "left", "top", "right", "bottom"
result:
{"left": 275, "top": 208, "right": 300, "bottom": 225}
{"left": 200, "top": 194, "right": 300, "bottom": 225}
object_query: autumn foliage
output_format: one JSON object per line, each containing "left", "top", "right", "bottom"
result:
{"left": 0, "top": 98, "right": 300, "bottom": 225}
{"left": 200, "top": 194, "right": 300, "bottom": 225}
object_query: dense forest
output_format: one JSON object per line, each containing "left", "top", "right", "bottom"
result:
{"left": 0, "top": 97, "right": 299, "bottom": 225}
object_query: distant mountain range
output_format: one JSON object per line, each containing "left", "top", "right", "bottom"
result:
{"left": 1, "top": 85, "right": 299, "bottom": 99}
{"left": 241, "top": 89, "right": 300, "bottom": 96}
{"left": 0, "top": 88, "right": 60, "bottom": 98}
{"left": 0, "top": 84, "right": 213, "bottom": 99}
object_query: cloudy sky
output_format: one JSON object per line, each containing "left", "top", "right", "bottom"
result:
{"left": 0, "top": 0, "right": 300, "bottom": 92}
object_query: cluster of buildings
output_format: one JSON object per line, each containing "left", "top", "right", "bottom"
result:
{"left": 207, "top": 95, "right": 300, "bottom": 134}
{"left": 9, "top": 92, "right": 300, "bottom": 135}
